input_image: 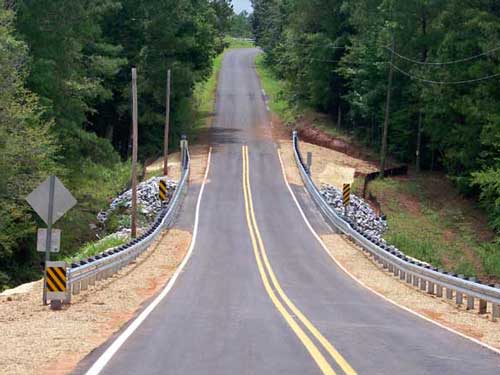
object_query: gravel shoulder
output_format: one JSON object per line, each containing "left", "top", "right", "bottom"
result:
{"left": 0, "top": 146, "right": 208, "bottom": 375}
{"left": 277, "top": 140, "right": 500, "bottom": 351}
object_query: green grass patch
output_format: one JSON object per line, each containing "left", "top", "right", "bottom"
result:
{"left": 225, "top": 36, "right": 255, "bottom": 49}
{"left": 193, "top": 52, "right": 224, "bottom": 118}
{"left": 254, "top": 54, "right": 298, "bottom": 124}
{"left": 63, "top": 233, "right": 128, "bottom": 263}
{"left": 368, "top": 174, "right": 500, "bottom": 280}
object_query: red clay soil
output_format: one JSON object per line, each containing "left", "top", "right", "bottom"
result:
{"left": 297, "top": 125, "right": 365, "bottom": 158}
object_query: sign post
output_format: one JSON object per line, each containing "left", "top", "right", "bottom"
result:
{"left": 26, "top": 176, "right": 76, "bottom": 307}
{"left": 159, "top": 180, "right": 168, "bottom": 203}
{"left": 343, "top": 183, "right": 351, "bottom": 207}
{"left": 44, "top": 176, "right": 55, "bottom": 305}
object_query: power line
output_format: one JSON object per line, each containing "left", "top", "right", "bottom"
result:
{"left": 390, "top": 62, "right": 500, "bottom": 84}
{"left": 384, "top": 45, "right": 500, "bottom": 66}
{"left": 310, "top": 57, "right": 341, "bottom": 63}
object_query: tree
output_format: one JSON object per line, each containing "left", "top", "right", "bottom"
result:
{"left": 230, "top": 11, "right": 253, "bottom": 38}
{"left": 0, "top": 2, "right": 59, "bottom": 288}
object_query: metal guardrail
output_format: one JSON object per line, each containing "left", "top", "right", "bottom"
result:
{"left": 292, "top": 131, "right": 500, "bottom": 320}
{"left": 65, "top": 142, "right": 190, "bottom": 302}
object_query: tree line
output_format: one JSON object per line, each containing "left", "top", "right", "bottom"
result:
{"left": 251, "top": 0, "right": 500, "bottom": 234}
{"left": 0, "top": 0, "right": 232, "bottom": 289}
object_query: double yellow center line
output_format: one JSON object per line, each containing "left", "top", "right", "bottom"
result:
{"left": 241, "top": 145, "right": 357, "bottom": 375}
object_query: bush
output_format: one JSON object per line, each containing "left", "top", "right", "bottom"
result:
{"left": 472, "top": 167, "right": 500, "bottom": 233}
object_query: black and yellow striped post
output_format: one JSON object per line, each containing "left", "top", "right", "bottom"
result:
{"left": 45, "top": 261, "right": 67, "bottom": 309}
{"left": 159, "top": 180, "right": 167, "bottom": 202}
{"left": 46, "top": 263, "right": 66, "bottom": 293}
{"left": 343, "top": 183, "right": 351, "bottom": 207}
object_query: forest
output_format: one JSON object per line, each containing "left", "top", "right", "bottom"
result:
{"left": 251, "top": 0, "right": 500, "bottom": 236}
{"left": 0, "top": 0, "right": 233, "bottom": 290}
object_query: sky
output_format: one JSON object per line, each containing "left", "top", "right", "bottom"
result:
{"left": 232, "top": 0, "right": 253, "bottom": 14}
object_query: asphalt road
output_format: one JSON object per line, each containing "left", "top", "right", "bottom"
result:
{"left": 76, "top": 49, "right": 500, "bottom": 374}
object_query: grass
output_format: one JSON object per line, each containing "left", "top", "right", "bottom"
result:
{"left": 62, "top": 233, "right": 128, "bottom": 263}
{"left": 367, "top": 174, "right": 500, "bottom": 280}
{"left": 193, "top": 52, "right": 224, "bottom": 121}
{"left": 225, "top": 36, "right": 255, "bottom": 49}
{"left": 254, "top": 54, "right": 299, "bottom": 124}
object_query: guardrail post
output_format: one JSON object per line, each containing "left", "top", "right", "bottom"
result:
{"left": 446, "top": 288, "right": 453, "bottom": 299}
{"left": 420, "top": 279, "right": 427, "bottom": 291}
{"left": 456, "top": 291, "right": 463, "bottom": 305}
{"left": 427, "top": 281, "right": 435, "bottom": 295}
{"left": 466, "top": 295, "right": 475, "bottom": 310}
{"left": 73, "top": 281, "right": 81, "bottom": 295}
{"left": 413, "top": 276, "right": 419, "bottom": 287}
{"left": 406, "top": 272, "right": 412, "bottom": 284}
{"left": 399, "top": 270, "right": 405, "bottom": 280}
{"left": 492, "top": 304, "right": 500, "bottom": 321}
{"left": 478, "top": 299, "right": 487, "bottom": 314}
{"left": 436, "top": 285, "right": 443, "bottom": 297}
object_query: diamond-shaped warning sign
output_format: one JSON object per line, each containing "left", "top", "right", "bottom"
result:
{"left": 26, "top": 176, "right": 77, "bottom": 225}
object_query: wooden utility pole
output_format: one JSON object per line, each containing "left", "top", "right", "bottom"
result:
{"left": 380, "top": 37, "right": 395, "bottom": 177}
{"left": 163, "top": 69, "right": 171, "bottom": 176}
{"left": 337, "top": 104, "right": 342, "bottom": 128}
{"left": 416, "top": 110, "right": 423, "bottom": 173}
{"left": 131, "top": 68, "right": 138, "bottom": 238}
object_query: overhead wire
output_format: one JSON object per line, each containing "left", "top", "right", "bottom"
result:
{"left": 390, "top": 62, "right": 500, "bottom": 85}
{"left": 384, "top": 45, "right": 500, "bottom": 66}
{"left": 307, "top": 42, "right": 500, "bottom": 84}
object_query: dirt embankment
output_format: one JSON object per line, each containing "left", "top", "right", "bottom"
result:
{"left": 0, "top": 146, "right": 209, "bottom": 375}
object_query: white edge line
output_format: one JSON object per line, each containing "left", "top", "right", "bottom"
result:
{"left": 276, "top": 148, "right": 500, "bottom": 356}
{"left": 86, "top": 147, "right": 213, "bottom": 375}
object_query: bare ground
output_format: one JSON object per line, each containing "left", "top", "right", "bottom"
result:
{"left": 278, "top": 139, "right": 378, "bottom": 189}
{"left": 0, "top": 146, "right": 209, "bottom": 375}
{"left": 277, "top": 141, "right": 500, "bottom": 351}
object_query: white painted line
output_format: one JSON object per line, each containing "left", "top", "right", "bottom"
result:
{"left": 266, "top": 104, "right": 270, "bottom": 112}
{"left": 261, "top": 88, "right": 266, "bottom": 97}
{"left": 276, "top": 148, "right": 500, "bottom": 356}
{"left": 86, "top": 148, "right": 213, "bottom": 375}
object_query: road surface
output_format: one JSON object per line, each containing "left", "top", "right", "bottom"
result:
{"left": 75, "top": 49, "right": 500, "bottom": 374}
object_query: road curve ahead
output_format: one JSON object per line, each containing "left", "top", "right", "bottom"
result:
{"left": 76, "top": 49, "right": 500, "bottom": 375}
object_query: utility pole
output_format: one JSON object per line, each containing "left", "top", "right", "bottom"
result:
{"left": 337, "top": 104, "right": 342, "bottom": 129}
{"left": 380, "top": 37, "right": 395, "bottom": 177}
{"left": 416, "top": 110, "right": 422, "bottom": 173}
{"left": 131, "top": 67, "right": 138, "bottom": 238}
{"left": 163, "top": 69, "right": 171, "bottom": 176}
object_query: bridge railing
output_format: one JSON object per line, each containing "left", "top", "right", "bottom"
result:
{"left": 292, "top": 131, "right": 500, "bottom": 320}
